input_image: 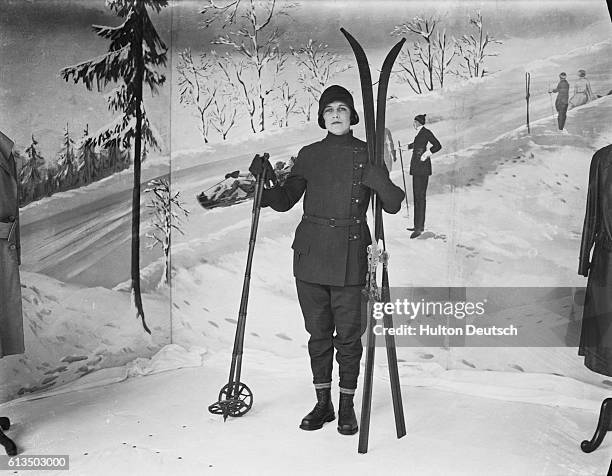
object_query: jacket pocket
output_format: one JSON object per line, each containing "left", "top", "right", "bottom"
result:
{"left": 291, "top": 222, "right": 310, "bottom": 255}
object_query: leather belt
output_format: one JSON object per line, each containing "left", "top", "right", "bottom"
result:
{"left": 302, "top": 214, "right": 364, "bottom": 227}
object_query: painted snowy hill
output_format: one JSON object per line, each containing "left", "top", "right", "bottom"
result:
{"left": 171, "top": 95, "right": 612, "bottom": 393}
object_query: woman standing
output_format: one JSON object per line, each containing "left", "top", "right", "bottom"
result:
{"left": 249, "top": 85, "right": 404, "bottom": 435}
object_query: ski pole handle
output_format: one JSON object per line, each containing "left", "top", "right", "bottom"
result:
{"left": 249, "top": 152, "right": 276, "bottom": 187}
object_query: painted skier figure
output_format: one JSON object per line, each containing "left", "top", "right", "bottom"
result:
{"left": 249, "top": 85, "right": 404, "bottom": 435}
{"left": 549, "top": 72, "right": 570, "bottom": 130}
{"left": 407, "top": 114, "right": 442, "bottom": 239}
{"left": 383, "top": 127, "right": 397, "bottom": 172}
{"left": 569, "top": 69, "right": 594, "bottom": 109}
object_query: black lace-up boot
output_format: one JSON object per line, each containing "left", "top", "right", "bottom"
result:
{"left": 299, "top": 388, "right": 335, "bottom": 431}
{"left": 337, "top": 392, "right": 358, "bottom": 435}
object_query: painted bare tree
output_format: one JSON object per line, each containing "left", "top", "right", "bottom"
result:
{"left": 393, "top": 17, "right": 458, "bottom": 92}
{"left": 393, "top": 17, "right": 437, "bottom": 92}
{"left": 144, "top": 178, "right": 189, "bottom": 286}
{"left": 60, "top": 0, "right": 168, "bottom": 334}
{"left": 209, "top": 56, "right": 239, "bottom": 140}
{"left": 275, "top": 81, "right": 297, "bottom": 128}
{"left": 210, "top": 96, "right": 238, "bottom": 140}
{"left": 177, "top": 49, "right": 216, "bottom": 144}
{"left": 291, "top": 39, "right": 350, "bottom": 122}
{"left": 395, "top": 44, "right": 424, "bottom": 94}
{"left": 455, "top": 11, "right": 502, "bottom": 78}
{"left": 201, "top": 0, "right": 291, "bottom": 133}
{"left": 433, "top": 30, "right": 456, "bottom": 88}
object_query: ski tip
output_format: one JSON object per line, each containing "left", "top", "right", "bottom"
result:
{"left": 340, "top": 27, "right": 354, "bottom": 41}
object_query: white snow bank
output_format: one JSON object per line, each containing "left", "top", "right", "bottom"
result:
{"left": 380, "top": 362, "right": 611, "bottom": 411}
{"left": 0, "top": 344, "right": 206, "bottom": 408}
{"left": 0, "top": 271, "right": 171, "bottom": 404}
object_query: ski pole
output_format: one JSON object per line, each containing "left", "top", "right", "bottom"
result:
{"left": 525, "top": 72, "right": 531, "bottom": 134}
{"left": 208, "top": 153, "right": 270, "bottom": 421}
{"left": 397, "top": 141, "right": 409, "bottom": 218}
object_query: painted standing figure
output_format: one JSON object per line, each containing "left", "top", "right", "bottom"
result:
{"left": 407, "top": 114, "right": 442, "bottom": 239}
{"left": 550, "top": 72, "right": 570, "bottom": 130}
{"left": 249, "top": 85, "right": 404, "bottom": 435}
{"left": 383, "top": 127, "right": 397, "bottom": 172}
{"left": 569, "top": 69, "right": 594, "bottom": 109}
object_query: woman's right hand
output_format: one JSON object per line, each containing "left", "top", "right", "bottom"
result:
{"left": 249, "top": 153, "right": 274, "bottom": 181}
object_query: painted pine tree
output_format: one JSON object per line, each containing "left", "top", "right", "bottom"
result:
{"left": 75, "top": 125, "right": 94, "bottom": 186}
{"left": 20, "top": 134, "right": 45, "bottom": 205}
{"left": 55, "top": 123, "right": 77, "bottom": 190}
{"left": 60, "top": 0, "right": 168, "bottom": 334}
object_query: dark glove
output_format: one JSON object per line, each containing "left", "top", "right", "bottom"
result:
{"left": 362, "top": 163, "right": 405, "bottom": 214}
{"left": 248, "top": 153, "right": 275, "bottom": 181}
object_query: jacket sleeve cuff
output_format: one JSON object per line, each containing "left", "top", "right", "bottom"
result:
{"left": 362, "top": 165, "right": 405, "bottom": 214}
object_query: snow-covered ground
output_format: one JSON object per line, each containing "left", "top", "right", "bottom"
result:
{"left": 2, "top": 12, "right": 612, "bottom": 476}
{"left": 1, "top": 344, "right": 610, "bottom": 475}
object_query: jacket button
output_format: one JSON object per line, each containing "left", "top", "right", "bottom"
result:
{"left": 8, "top": 216, "right": 15, "bottom": 222}
{"left": 9, "top": 244, "right": 16, "bottom": 250}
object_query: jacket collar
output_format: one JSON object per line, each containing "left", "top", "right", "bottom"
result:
{"left": 323, "top": 130, "right": 354, "bottom": 145}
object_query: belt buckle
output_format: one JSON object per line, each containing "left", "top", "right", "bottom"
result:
{"left": 329, "top": 218, "right": 336, "bottom": 227}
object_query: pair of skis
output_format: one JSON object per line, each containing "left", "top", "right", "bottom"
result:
{"left": 340, "top": 28, "right": 407, "bottom": 453}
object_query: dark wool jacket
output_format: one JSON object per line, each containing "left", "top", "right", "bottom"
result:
{"left": 0, "top": 132, "right": 20, "bottom": 262}
{"left": 0, "top": 131, "right": 24, "bottom": 357}
{"left": 553, "top": 79, "right": 570, "bottom": 107}
{"left": 262, "top": 131, "right": 404, "bottom": 286}
{"left": 579, "top": 144, "right": 612, "bottom": 277}
{"left": 408, "top": 126, "right": 442, "bottom": 176}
